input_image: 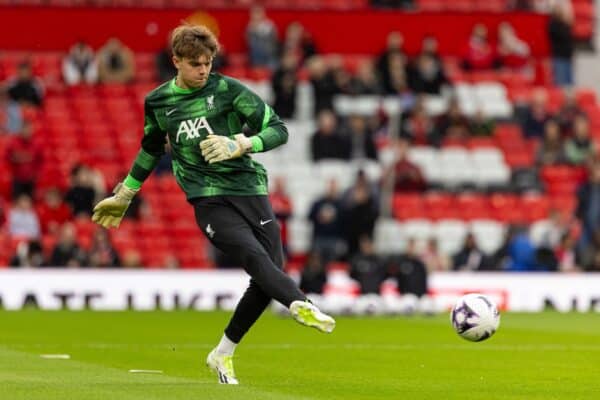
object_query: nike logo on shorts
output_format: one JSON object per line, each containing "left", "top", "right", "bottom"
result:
{"left": 260, "top": 219, "right": 272, "bottom": 226}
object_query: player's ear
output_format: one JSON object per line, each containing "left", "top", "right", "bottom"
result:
{"left": 172, "top": 55, "right": 181, "bottom": 70}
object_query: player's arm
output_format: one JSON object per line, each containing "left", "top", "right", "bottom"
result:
{"left": 200, "top": 81, "right": 288, "bottom": 164}
{"left": 92, "top": 99, "right": 166, "bottom": 228}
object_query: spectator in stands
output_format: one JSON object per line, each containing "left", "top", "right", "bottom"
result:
{"left": 342, "top": 170, "right": 379, "bottom": 257}
{"left": 536, "top": 119, "right": 567, "bottom": 165}
{"left": 497, "top": 22, "right": 531, "bottom": 71}
{"left": 400, "top": 96, "right": 435, "bottom": 144}
{"left": 383, "top": 138, "right": 427, "bottom": 193}
{"left": 522, "top": 89, "right": 552, "bottom": 139}
{"left": 576, "top": 161, "right": 600, "bottom": 249}
{"left": 271, "top": 51, "right": 299, "bottom": 119}
{"left": 307, "top": 56, "right": 338, "bottom": 116}
{"left": 377, "top": 31, "right": 406, "bottom": 94}
{"left": 308, "top": 179, "right": 346, "bottom": 263}
{"left": 62, "top": 41, "right": 98, "bottom": 85}
{"left": 155, "top": 37, "right": 177, "bottom": 82}
{"left": 88, "top": 229, "right": 121, "bottom": 268}
{"left": 548, "top": 2, "right": 574, "bottom": 86}
{"left": 506, "top": 226, "right": 542, "bottom": 271}
{"left": 565, "top": 115, "right": 596, "bottom": 165}
{"left": 5, "top": 61, "right": 44, "bottom": 107}
{"left": 269, "top": 176, "right": 293, "bottom": 257}
{"left": 122, "top": 249, "right": 142, "bottom": 268}
{"left": 419, "top": 36, "right": 442, "bottom": 70}
{"left": 452, "top": 233, "right": 485, "bottom": 271}
{"left": 350, "top": 236, "right": 386, "bottom": 294}
{"left": 463, "top": 24, "right": 496, "bottom": 70}
{"left": 329, "top": 55, "right": 352, "bottom": 95}
{"left": 9, "top": 240, "right": 44, "bottom": 268}
{"left": 384, "top": 52, "right": 409, "bottom": 96}
{"left": 346, "top": 115, "right": 378, "bottom": 160}
{"left": 49, "top": 222, "right": 87, "bottom": 267}
{"left": 371, "top": 0, "right": 412, "bottom": 8}
{"left": 311, "top": 110, "right": 351, "bottom": 161}
{"left": 6, "top": 120, "right": 43, "bottom": 199}
{"left": 557, "top": 89, "right": 585, "bottom": 136}
{"left": 300, "top": 251, "right": 327, "bottom": 295}
{"left": 96, "top": 38, "right": 135, "bottom": 84}
{"left": 65, "top": 164, "right": 99, "bottom": 217}
{"left": 578, "top": 228, "right": 600, "bottom": 271}
{"left": 281, "top": 22, "right": 317, "bottom": 65}
{"left": 246, "top": 6, "right": 278, "bottom": 69}
{"left": 433, "top": 97, "right": 471, "bottom": 145}
{"left": 470, "top": 109, "right": 495, "bottom": 136}
{"left": 8, "top": 194, "right": 40, "bottom": 240}
{"left": 555, "top": 232, "right": 579, "bottom": 272}
{"left": 36, "top": 187, "right": 72, "bottom": 235}
{"left": 164, "top": 254, "right": 181, "bottom": 269}
{"left": 536, "top": 209, "right": 568, "bottom": 250}
{"left": 348, "top": 60, "right": 384, "bottom": 96}
{"left": 0, "top": 87, "right": 23, "bottom": 134}
{"left": 407, "top": 54, "right": 448, "bottom": 95}
{"left": 387, "top": 238, "right": 428, "bottom": 297}
{"left": 420, "top": 238, "right": 450, "bottom": 272}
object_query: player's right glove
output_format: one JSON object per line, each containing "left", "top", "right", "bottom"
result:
{"left": 91, "top": 182, "right": 138, "bottom": 229}
{"left": 199, "top": 133, "right": 252, "bottom": 164}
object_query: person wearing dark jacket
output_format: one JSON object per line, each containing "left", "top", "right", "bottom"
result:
{"left": 300, "top": 251, "right": 328, "bottom": 294}
{"left": 311, "top": 110, "right": 351, "bottom": 161}
{"left": 350, "top": 236, "right": 386, "bottom": 294}
{"left": 271, "top": 51, "right": 299, "bottom": 119}
{"left": 576, "top": 162, "right": 600, "bottom": 249}
{"left": 49, "top": 223, "right": 87, "bottom": 267}
{"left": 548, "top": 3, "right": 574, "bottom": 86}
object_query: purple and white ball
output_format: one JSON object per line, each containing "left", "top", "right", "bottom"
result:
{"left": 451, "top": 294, "right": 500, "bottom": 342}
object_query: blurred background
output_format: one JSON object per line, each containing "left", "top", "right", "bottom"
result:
{"left": 0, "top": 0, "right": 599, "bottom": 313}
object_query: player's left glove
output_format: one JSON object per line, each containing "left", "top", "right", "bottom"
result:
{"left": 200, "top": 134, "right": 252, "bottom": 164}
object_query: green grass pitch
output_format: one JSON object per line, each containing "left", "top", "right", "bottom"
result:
{"left": 1, "top": 310, "right": 599, "bottom": 400}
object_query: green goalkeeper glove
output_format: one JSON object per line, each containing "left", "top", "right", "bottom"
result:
{"left": 200, "top": 134, "right": 252, "bottom": 164}
{"left": 91, "top": 182, "right": 139, "bottom": 229}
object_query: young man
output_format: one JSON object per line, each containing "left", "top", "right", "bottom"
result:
{"left": 91, "top": 24, "right": 335, "bottom": 384}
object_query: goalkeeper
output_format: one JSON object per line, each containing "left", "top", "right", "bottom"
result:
{"left": 91, "top": 24, "right": 335, "bottom": 384}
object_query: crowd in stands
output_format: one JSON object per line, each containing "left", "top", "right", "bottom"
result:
{"left": 0, "top": 2, "right": 598, "bottom": 298}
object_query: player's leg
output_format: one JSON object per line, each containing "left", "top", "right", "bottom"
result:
{"left": 194, "top": 196, "right": 304, "bottom": 307}
{"left": 220, "top": 195, "right": 288, "bottom": 346}
{"left": 226, "top": 195, "right": 335, "bottom": 335}
{"left": 194, "top": 196, "right": 334, "bottom": 384}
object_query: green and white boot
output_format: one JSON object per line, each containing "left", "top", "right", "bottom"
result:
{"left": 289, "top": 300, "right": 336, "bottom": 333}
{"left": 206, "top": 348, "right": 238, "bottom": 384}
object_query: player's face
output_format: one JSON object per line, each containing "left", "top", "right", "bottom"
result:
{"left": 173, "top": 54, "right": 212, "bottom": 89}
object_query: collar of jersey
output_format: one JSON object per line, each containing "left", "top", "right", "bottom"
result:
{"left": 170, "top": 78, "right": 206, "bottom": 94}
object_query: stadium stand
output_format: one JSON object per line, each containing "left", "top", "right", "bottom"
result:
{"left": 0, "top": 1, "right": 597, "bottom": 273}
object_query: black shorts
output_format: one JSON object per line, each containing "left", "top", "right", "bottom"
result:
{"left": 191, "top": 195, "right": 284, "bottom": 270}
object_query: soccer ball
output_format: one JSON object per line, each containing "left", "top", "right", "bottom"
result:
{"left": 450, "top": 294, "right": 500, "bottom": 342}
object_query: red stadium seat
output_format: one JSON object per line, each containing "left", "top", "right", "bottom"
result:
{"left": 392, "top": 194, "right": 424, "bottom": 220}
{"left": 423, "top": 193, "right": 457, "bottom": 220}
{"left": 489, "top": 194, "right": 524, "bottom": 223}
{"left": 456, "top": 194, "right": 491, "bottom": 221}
{"left": 520, "top": 194, "right": 551, "bottom": 222}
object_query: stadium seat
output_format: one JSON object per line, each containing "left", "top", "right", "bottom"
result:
{"left": 374, "top": 218, "right": 406, "bottom": 254}
{"left": 288, "top": 218, "right": 311, "bottom": 255}
{"left": 470, "top": 220, "right": 506, "bottom": 254}
{"left": 434, "top": 219, "right": 468, "bottom": 256}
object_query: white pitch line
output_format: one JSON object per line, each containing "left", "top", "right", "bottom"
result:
{"left": 40, "top": 354, "right": 71, "bottom": 359}
{"left": 128, "top": 369, "right": 163, "bottom": 374}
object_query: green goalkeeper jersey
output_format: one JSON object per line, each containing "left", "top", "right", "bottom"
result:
{"left": 127, "top": 73, "right": 288, "bottom": 198}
